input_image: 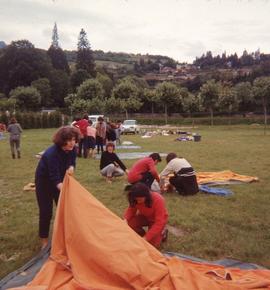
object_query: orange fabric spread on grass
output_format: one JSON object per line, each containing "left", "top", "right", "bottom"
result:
{"left": 9, "top": 175, "right": 269, "bottom": 290}
{"left": 197, "top": 170, "right": 259, "bottom": 184}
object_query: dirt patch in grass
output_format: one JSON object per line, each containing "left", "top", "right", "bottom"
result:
{"left": 167, "top": 224, "right": 187, "bottom": 238}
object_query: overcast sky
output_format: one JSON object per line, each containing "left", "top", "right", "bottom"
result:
{"left": 0, "top": 0, "right": 269, "bottom": 63}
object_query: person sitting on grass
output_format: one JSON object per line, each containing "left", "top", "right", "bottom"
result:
{"left": 100, "top": 142, "right": 129, "bottom": 183}
{"left": 127, "top": 153, "right": 161, "bottom": 188}
{"left": 35, "top": 126, "right": 80, "bottom": 249}
{"left": 124, "top": 182, "right": 168, "bottom": 248}
{"left": 160, "top": 152, "right": 199, "bottom": 196}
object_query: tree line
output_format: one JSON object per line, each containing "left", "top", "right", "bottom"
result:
{"left": 0, "top": 24, "right": 269, "bottom": 128}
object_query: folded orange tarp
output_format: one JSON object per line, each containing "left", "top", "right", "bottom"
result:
{"left": 9, "top": 175, "right": 269, "bottom": 290}
{"left": 197, "top": 170, "right": 259, "bottom": 185}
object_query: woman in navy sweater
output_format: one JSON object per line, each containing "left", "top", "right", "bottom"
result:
{"left": 35, "top": 126, "right": 80, "bottom": 248}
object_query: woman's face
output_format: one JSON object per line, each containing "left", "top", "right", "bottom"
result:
{"left": 62, "top": 137, "right": 76, "bottom": 151}
{"left": 107, "top": 146, "right": 114, "bottom": 153}
{"left": 135, "top": 197, "right": 146, "bottom": 204}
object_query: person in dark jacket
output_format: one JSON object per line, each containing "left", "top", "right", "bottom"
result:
{"left": 35, "top": 126, "right": 80, "bottom": 249}
{"left": 106, "top": 122, "right": 117, "bottom": 146}
{"left": 7, "top": 117, "right": 23, "bottom": 159}
{"left": 100, "top": 142, "right": 129, "bottom": 183}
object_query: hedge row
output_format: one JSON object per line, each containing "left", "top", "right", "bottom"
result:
{"left": 134, "top": 116, "right": 268, "bottom": 126}
{"left": 0, "top": 112, "right": 69, "bottom": 129}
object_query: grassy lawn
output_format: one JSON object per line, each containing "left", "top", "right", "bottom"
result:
{"left": 0, "top": 125, "right": 270, "bottom": 278}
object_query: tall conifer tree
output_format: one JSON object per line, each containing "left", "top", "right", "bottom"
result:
{"left": 76, "top": 28, "right": 96, "bottom": 77}
{"left": 47, "top": 22, "right": 70, "bottom": 73}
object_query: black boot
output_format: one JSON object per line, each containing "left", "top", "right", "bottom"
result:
{"left": 12, "top": 153, "right": 15, "bottom": 159}
{"left": 17, "top": 151, "right": 21, "bottom": 159}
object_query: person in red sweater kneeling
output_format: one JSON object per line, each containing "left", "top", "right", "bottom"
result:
{"left": 124, "top": 183, "right": 168, "bottom": 248}
{"left": 127, "top": 153, "right": 161, "bottom": 189}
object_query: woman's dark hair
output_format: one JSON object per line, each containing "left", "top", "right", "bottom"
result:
{"left": 53, "top": 126, "right": 80, "bottom": 147}
{"left": 149, "top": 153, "right": 162, "bottom": 162}
{"left": 127, "top": 183, "right": 152, "bottom": 208}
{"left": 88, "top": 119, "right": 93, "bottom": 125}
{"left": 98, "top": 116, "right": 104, "bottom": 122}
{"left": 106, "top": 142, "right": 115, "bottom": 150}
{"left": 166, "top": 152, "right": 177, "bottom": 163}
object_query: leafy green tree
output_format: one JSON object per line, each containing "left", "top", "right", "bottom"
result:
{"left": 253, "top": 76, "right": 270, "bottom": 134}
{"left": 122, "top": 97, "right": 142, "bottom": 119}
{"left": 143, "top": 88, "right": 157, "bottom": 114}
{"left": 96, "top": 72, "right": 114, "bottom": 98}
{"left": 234, "top": 82, "right": 254, "bottom": 114}
{"left": 182, "top": 92, "right": 200, "bottom": 115}
{"left": 68, "top": 98, "right": 90, "bottom": 115}
{"left": 199, "top": 79, "right": 221, "bottom": 126}
{"left": 112, "top": 79, "right": 139, "bottom": 100}
{"left": 49, "top": 69, "right": 70, "bottom": 107}
{"left": 31, "top": 78, "right": 52, "bottom": 107}
{"left": 0, "top": 97, "right": 16, "bottom": 112}
{"left": 112, "top": 79, "right": 142, "bottom": 118}
{"left": 87, "top": 97, "right": 105, "bottom": 114}
{"left": 47, "top": 46, "right": 70, "bottom": 74}
{"left": 70, "top": 69, "right": 90, "bottom": 91}
{"left": 76, "top": 29, "right": 96, "bottom": 77}
{"left": 155, "top": 82, "right": 181, "bottom": 124}
{"left": 9, "top": 86, "right": 41, "bottom": 110}
{"left": 0, "top": 40, "right": 52, "bottom": 94}
{"left": 218, "top": 85, "right": 239, "bottom": 124}
{"left": 77, "top": 79, "right": 104, "bottom": 101}
{"left": 104, "top": 96, "right": 124, "bottom": 114}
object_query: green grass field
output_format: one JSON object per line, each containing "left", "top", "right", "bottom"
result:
{"left": 0, "top": 125, "right": 270, "bottom": 278}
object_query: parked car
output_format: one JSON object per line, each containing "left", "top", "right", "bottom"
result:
{"left": 122, "top": 119, "right": 140, "bottom": 134}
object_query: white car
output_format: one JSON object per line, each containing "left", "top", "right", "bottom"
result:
{"left": 122, "top": 120, "right": 140, "bottom": 134}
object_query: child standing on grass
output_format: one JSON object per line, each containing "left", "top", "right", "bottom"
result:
{"left": 7, "top": 117, "right": 23, "bottom": 159}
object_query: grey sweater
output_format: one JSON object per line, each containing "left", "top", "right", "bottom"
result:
{"left": 7, "top": 123, "right": 23, "bottom": 139}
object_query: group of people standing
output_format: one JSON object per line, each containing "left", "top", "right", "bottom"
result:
{"left": 72, "top": 115, "right": 123, "bottom": 158}
{"left": 32, "top": 124, "right": 199, "bottom": 250}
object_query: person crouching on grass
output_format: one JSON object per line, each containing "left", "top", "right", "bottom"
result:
{"left": 100, "top": 142, "right": 129, "bottom": 183}
{"left": 160, "top": 152, "right": 199, "bottom": 195}
{"left": 124, "top": 183, "right": 168, "bottom": 248}
{"left": 35, "top": 126, "right": 80, "bottom": 249}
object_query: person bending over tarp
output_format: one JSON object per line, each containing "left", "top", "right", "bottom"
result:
{"left": 35, "top": 126, "right": 80, "bottom": 249}
{"left": 160, "top": 152, "right": 199, "bottom": 196}
{"left": 124, "top": 182, "right": 168, "bottom": 248}
{"left": 127, "top": 153, "right": 161, "bottom": 188}
{"left": 100, "top": 142, "right": 129, "bottom": 183}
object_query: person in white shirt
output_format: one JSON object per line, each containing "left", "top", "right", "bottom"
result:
{"left": 160, "top": 152, "right": 199, "bottom": 196}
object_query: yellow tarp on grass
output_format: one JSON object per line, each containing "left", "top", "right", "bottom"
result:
{"left": 197, "top": 170, "right": 259, "bottom": 185}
